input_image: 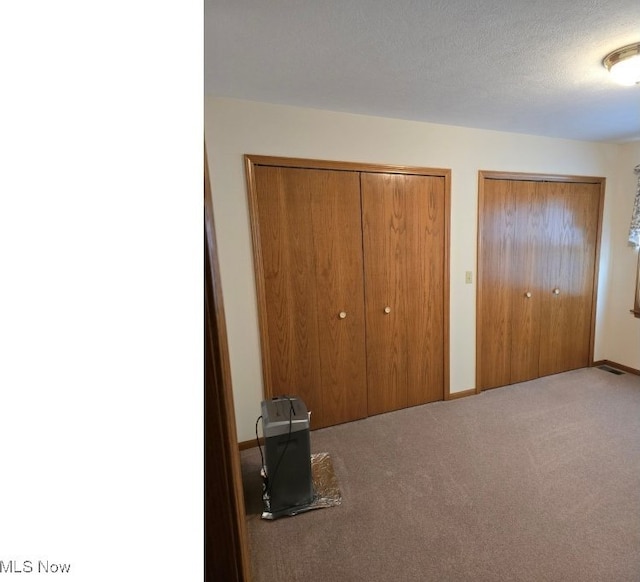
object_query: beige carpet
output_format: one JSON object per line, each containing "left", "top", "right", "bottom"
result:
{"left": 240, "top": 367, "right": 640, "bottom": 581}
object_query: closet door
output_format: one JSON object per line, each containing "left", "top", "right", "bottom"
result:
{"left": 510, "top": 181, "right": 543, "bottom": 383}
{"left": 478, "top": 179, "right": 517, "bottom": 390}
{"left": 478, "top": 174, "right": 602, "bottom": 391}
{"left": 478, "top": 178, "right": 543, "bottom": 389}
{"left": 310, "top": 172, "right": 368, "bottom": 426}
{"left": 253, "top": 166, "right": 367, "bottom": 429}
{"left": 538, "top": 182, "right": 600, "bottom": 376}
{"left": 362, "top": 173, "right": 445, "bottom": 415}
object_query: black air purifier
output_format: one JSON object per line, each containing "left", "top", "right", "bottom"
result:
{"left": 261, "top": 397, "right": 313, "bottom": 517}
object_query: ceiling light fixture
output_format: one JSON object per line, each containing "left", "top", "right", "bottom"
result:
{"left": 603, "top": 42, "right": 640, "bottom": 86}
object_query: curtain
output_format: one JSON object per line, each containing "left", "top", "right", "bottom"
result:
{"left": 631, "top": 164, "right": 640, "bottom": 247}
{"left": 632, "top": 165, "right": 640, "bottom": 317}
{"left": 635, "top": 252, "right": 640, "bottom": 318}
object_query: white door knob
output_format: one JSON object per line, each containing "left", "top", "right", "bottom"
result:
{"left": 384, "top": 306, "right": 391, "bottom": 314}
{"left": 525, "top": 291, "right": 532, "bottom": 298}
{"left": 553, "top": 288, "right": 560, "bottom": 295}
{"left": 339, "top": 311, "right": 347, "bottom": 319}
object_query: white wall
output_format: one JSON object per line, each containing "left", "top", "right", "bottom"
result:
{"left": 204, "top": 96, "right": 637, "bottom": 443}
{"left": 601, "top": 141, "right": 640, "bottom": 370}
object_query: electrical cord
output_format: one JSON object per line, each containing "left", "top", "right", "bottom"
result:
{"left": 255, "top": 415, "right": 265, "bottom": 472}
{"left": 259, "top": 396, "right": 295, "bottom": 500}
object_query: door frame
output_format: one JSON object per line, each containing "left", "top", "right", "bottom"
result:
{"left": 245, "top": 155, "right": 452, "bottom": 403}
{"left": 476, "top": 170, "right": 606, "bottom": 394}
{"left": 205, "top": 145, "right": 251, "bottom": 581}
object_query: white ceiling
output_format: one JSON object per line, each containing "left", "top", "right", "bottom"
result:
{"left": 205, "top": 0, "right": 640, "bottom": 143}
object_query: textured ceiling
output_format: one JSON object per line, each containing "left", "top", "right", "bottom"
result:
{"left": 205, "top": 0, "right": 640, "bottom": 143}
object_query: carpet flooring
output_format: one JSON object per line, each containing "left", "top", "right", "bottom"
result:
{"left": 240, "top": 368, "right": 640, "bottom": 581}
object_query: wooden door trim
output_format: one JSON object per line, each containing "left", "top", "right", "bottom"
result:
{"left": 479, "top": 170, "right": 604, "bottom": 184}
{"left": 589, "top": 178, "right": 606, "bottom": 366}
{"left": 246, "top": 154, "right": 451, "bottom": 178}
{"left": 244, "top": 156, "right": 275, "bottom": 399}
{"left": 476, "top": 170, "right": 606, "bottom": 394}
{"left": 443, "top": 170, "right": 451, "bottom": 400}
{"left": 205, "top": 145, "right": 251, "bottom": 581}
{"left": 245, "top": 155, "right": 451, "bottom": 405}
{"left": 590, "top": 182, "right": 606, "bottom": 364}
{"left": 475, "top": 176, "right": 487, "bottom": 395}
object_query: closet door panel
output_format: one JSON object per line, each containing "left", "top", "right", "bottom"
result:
{"left": 405, "top": 175, "right": 445, "bottom": 406}
{"left": 510, "top": 182, "right": 542, "bottom": 384}
{"left": 538, "top": 181, "right": 567, "bottom": 376}
{"left": 310, "top": 170, "right": 368, "bottom": 426}
{"left": 362, "top": 173, "right": 445, "bottom": 414}
{"left": 478, "top": 180, "right": 516, "bottom": 390}
{"left": 254, "top": 166, "right": 323, "bottom": 423}
{"left": 562, "top": 183, "right": 599, "bottom": 369}
{"left": 362, "top": 173, "right": 409, "bottom": 415}
{"left": 539, "top": 182, "right": 599, "bottom": 376}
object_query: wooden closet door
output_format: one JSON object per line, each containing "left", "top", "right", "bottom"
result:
{"left": 510, "top": 181, "right": 543, "bottom": 384}
{"left": 255, "top": 166, "right": 322, "bottom": 423}
{"left": 310, "top": 171, "right": 368, "bottom": 426}
{"left": 538, "top": 182, "right": 600, "bottom": 376}
{"left": 254, "top": 166, "right": 367, "bottom": 429}
{"left": 362, "top": 173, "right": 445, "bottom": 415}
{"left": 478, "top": 179, "right": 516, "bottom": 390}
{"left": 479, "top": 174, "right": 602, "bottom": 391}
{"left": 406, "top": 174, "right": 445, "bottom": 406}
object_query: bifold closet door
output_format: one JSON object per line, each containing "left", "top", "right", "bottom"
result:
{"left": 510, "top": 181, "right": 544, "bottom": 384}
{"left": 538, "top": 181, "right": 600, "bottom": 376}
{"left": 478, "top": 180, "right": 544, "bottom": 389}
{"left": 478, "top": 176, "right": 601, "bottom": 391}
{"left": 253, "top": 166, "right": 367, "bottom": 429}
{"left": 362, "top": 172, "right": 445, "bottom": 415}
{"left": 478, "top": 180, "right": 516, "bottom": 390}
{"left": 477, "top": 179, "right": 543, "bottom": 389}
